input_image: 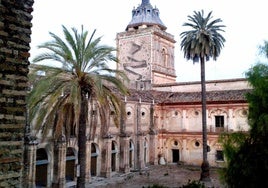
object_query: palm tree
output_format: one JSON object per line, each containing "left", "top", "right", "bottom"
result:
{"left": 180, "top": 10, "right": 225, "bottom": 181}
{"left": 28, "top": 25, "right": 129, "bottom": 187}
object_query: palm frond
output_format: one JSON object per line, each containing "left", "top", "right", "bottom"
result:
{"left": 180, "top": 10, "right": 226, "bottom": 63}
{"left": 29, "top": 25, "right": 129, "bottom": 142}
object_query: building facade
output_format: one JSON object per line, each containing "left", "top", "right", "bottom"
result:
{"left": 26, "top": 0, "right": 251, "bottom": 187}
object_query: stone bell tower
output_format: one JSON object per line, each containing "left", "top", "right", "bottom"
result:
{"left": 116, "top": 0, "right": 177, "bottom": 90}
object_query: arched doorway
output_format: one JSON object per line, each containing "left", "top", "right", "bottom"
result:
{"left": 129, "top": 140, "right": 134, "bottom": 168}
{"left": 111, "top": 141, "right": 117, "bottom": 172}
{"left": 36, "top": 148, "right": 48, "bottom": 187}
{"left": 66, "top": 147, "right": 76, "bottom": 182}
{"left": 91, "top": 143, "right": 99, "bottom": 176}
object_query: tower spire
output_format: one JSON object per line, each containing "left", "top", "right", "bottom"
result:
{"left": 142, "top": 0, "right": 150, "bottom": 5}
{"left": 126, "top": 0, "right": 166, "bottom": 31}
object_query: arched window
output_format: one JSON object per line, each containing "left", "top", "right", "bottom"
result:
{"left": 111, "top": 141, "right": 118, "bottom": 172}
{"left": 129, "top": 140, "right": 134, "bottom": 168}
{"left": 144, "top": 139, "right": 148, "bottom": 165}
{"left": 91, "top": 143, "right": 99, "bottom": 176}
{"left": 161, "top": 48, "right": 168, "bottom": 67}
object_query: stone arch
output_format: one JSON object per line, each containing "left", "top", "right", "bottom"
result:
{"left": 162, "top": 47, "right": 167, "bottom": 62}
{"left": 208, "top": 108, "right": 228, "bottom": 118}
{"left": 166, "top": 138, "right": 183, "bottom": 148}
{"left": 67, "top": 137, "right": 78, "bottom": 151}
{"left": 166, "top": 109, "right": 182, "bottom": 118}
{"left": 186, "top": 109, "right": 201, "bottom": 118}
{"left": 91, "top": 143, "right": 100, "bottom": 176}
{"left": 161, "top": 47, "right": 168, "bottom": 67}
{"left": 186, "top": 138, "right": 202, "bottom": 150}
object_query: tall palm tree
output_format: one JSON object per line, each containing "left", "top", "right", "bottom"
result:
{"left": 180, "top": 10, "right": 225, "bottom": 181}
{"left": 28, "top": 25, "right": 129, "bottom": 188}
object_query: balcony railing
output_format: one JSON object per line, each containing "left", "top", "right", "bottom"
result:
{"left": 208, "top": 125, "right": 233, "bottom": 133}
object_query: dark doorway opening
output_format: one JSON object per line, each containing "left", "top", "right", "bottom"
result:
{"left": 36, "top": 148, "right": 48, "bottom": 187}
{"left": 129, "top": 140, "right": 134, "bottom": 168}
{"left": 111, "top": 141, "right": 117, "bottom": 172}
{"left": 172, "top": 149, "right": 180, "bottom": 163}
{"left": 91, "top": 143, "right": 98, "bottom": 176}
{"left": 66, "top": 147, "right": 75, "bottom": 182}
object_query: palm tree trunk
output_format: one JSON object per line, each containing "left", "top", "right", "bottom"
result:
{"left": 200, "top": 57, "right": 210, "bottom": 181}
{"left": 77, "top": 91, "right": 88, "bottom": 188}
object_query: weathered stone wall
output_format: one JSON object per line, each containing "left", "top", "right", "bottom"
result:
{"left": 0, "top": 0, "right": 34, "bottom": 187}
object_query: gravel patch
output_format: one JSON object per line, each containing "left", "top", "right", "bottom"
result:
{"left": 87, "top": 164, "right": 225, "bottom": 188}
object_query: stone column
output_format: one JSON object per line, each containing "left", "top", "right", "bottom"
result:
{"left": 119, "top": 101, "right": 130, "bottom": 173}
{"left": 119, "top": 136, "right": 130, "bottom": 173}
{"left": 23, "top": 136, "right": 38, "bottom": 188}
{"left": 52, "top": 136, "right": 66, "bottom": 188}
{"left": 135, "top": 101, "right": 143, "bottom": 170}
{"left": 138, "top": 135, "right": 145, "bottom": 169}
{"left": 149, "top": 103, "right": 158, "bottom": 165}
{"left": 100, "top": 138, "right": 112, "bottom": 178}
{"left": 182, "top": 109, "right": 187, "bottom": 131}
{"left": 228, "top": 108, "right": 233, "bottom": 131}
{"left": 149, "top": 133, "right": 158, "bottom": 165}
{"left": 120, "top": 102, "right": 126, "bottom": 134}
{"left": 181, "top": 139, "right": 187, "bottom": 162}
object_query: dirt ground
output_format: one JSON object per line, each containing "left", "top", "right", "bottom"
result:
{"left": 87, "top": 164, "right": 225, "bottom": 188}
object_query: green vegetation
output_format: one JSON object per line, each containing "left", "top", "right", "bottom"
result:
{"left": 220, "top": 41, "right": 268, "bottom": 188}
{"left": 180, "top": 180, "right": 206, "bottom": 188}
{"left": 28, "top": 25, "right": 129, "bottom": 187}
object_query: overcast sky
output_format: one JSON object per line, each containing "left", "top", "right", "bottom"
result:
{"left": 30, "top": 0, "right": 268, "bottom": 82}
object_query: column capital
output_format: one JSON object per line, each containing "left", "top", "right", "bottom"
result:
{"left": 149, "top": 128, "right": 158, "bottom": 135}
{"left": 24, "top": 134, "right": 38, "bottom": 145}
{"left": 119, "top": 132, "right": 131, "bottom": 138}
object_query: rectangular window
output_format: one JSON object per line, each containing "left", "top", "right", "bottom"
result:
{"left": 215, "top": 115, "right": 224, "bottom": 128}
{"left": 216, "top": 150, "right": 224, "bottom": 161}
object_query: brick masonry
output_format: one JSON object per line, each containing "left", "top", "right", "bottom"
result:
{"left": 0, "top": 0, "right": 34, "bottom": 187}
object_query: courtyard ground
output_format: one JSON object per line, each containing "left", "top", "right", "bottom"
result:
{"left": 87, "top": 164, "right": 225, "bottom": 188}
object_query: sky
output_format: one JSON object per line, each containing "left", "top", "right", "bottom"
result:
{"left": 30, "top": 0, "right": 268, "bottom": 82}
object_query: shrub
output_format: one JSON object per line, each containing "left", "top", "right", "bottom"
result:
{"left": 180, "top": 180, "right": 205, "bottom": 188}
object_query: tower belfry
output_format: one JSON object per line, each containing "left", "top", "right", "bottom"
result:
{"left": 126, "top": 0, "right": 166, "bottom": 31}
{"left": 117, "top": 0, "right": 176, "bottom": 90}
